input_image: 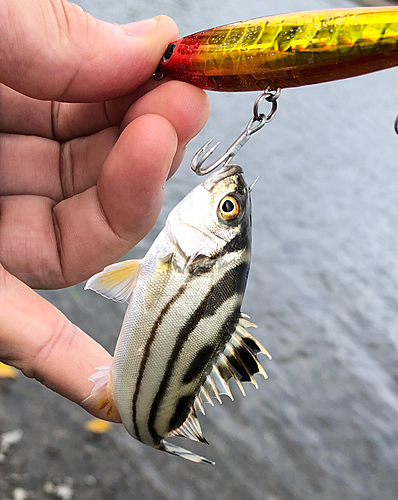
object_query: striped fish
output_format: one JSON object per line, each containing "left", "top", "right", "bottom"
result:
{"left": 83, "top": 164, "right": 270, "bottom": 464}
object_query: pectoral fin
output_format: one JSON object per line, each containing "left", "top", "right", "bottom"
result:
{"left": 85, "top": 259, "right": 142, "bottom": 302}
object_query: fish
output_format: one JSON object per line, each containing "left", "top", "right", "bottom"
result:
{"left": 157, "top": 7, "right": 398, "bottom": 92}
{"left": 83, "top": 164, "right": 270, "bottom": 464}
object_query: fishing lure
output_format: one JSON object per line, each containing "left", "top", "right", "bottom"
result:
{"left": 84, "top": 163, "right": 270, "bottom": 464}
{"left": 157, "top": 7, "right": 398, "bottom": 92}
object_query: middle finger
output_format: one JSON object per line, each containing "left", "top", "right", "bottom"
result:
{"left": 0, "top": 82, "right": 210, "bottom": 200}
{"left": 0, "top": 128, "right": 118, "bottom": 201}
{"left": 0, "top": 79, "right": 160, "bottom": 142}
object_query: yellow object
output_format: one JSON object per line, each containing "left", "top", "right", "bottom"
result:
{"left": 84, "top": 418, "right": 112, "bottom": 434}
{"left": 159, "top": 7, "right": 398, "bottom": 91}
{"left": 0, "top": 362, "right": 18, "bottom": 379}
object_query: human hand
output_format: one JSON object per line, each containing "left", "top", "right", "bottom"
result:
{"left": 0, "top": 0, "right": 209, "bottom": 421}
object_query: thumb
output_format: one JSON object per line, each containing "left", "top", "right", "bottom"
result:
{"left": 0, "top": 0, "right": 177, "bottom": 102}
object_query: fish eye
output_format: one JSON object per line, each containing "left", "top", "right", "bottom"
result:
{"left": 162, "top": 43, "right": 176, "bottom": 64}
{"left": 218, "top": 196, "right": 240, "bottom": 221}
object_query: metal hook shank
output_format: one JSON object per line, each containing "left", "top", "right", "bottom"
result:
{"left": 191, "top": 124, "right": 258, "bottom": 176}
{"left": 191, "top": 88, "right": 281, "bottom": 176}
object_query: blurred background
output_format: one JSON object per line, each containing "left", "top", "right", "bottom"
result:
{"left": 1, "top": 0, "right": 397, "bottom": 499}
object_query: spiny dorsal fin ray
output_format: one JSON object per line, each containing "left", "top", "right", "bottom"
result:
{"left": 237, "top": 317, "right": 272, "bottom": 360}
{"left": 200, "top": 386, "right": 214, "bottom": 406}
{"left": 167, "top": 409, "right": 207, "bottom": 444}
{"left": 224, "top": 343, "right": 257, "bottom": 387}
{"left": 199, "top": 314, "right": 271, "bottom": 404}
{"left": 228, "top": 340, "right": 260, "bottom": 389}
{"left": 210, "top": 365, "right": 233, "bottom": 400}
{"left": 194, "top": 394, "right": 205, "bottom": 415}
{"left": 231, "top": 332, "right": 268, "bottom": 379}
{"left": 204, "top": 375, "right": 222, "bottom": 404}
{"left": 239, "top": 316, "right": 258, "bottom": 329}
{"left": 219, "top": 352, "right": 246, "bottom": 396}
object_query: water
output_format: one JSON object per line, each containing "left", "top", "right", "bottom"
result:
{"left": 1, "top": 0, "right": 397, "bottom": 499}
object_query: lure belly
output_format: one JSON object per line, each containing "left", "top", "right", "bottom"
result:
{"left": 158, "top": 7, "right": 398, "bottom": 91}
{"left": 83, "top": 164, "right": 270, "bottom": 464}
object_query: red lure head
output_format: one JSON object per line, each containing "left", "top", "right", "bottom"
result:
{"left": 157, "top": 34, "right": 220, "bottom": 90}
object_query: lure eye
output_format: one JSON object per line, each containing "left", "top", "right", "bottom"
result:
{"left": 218, "top": 196, "right": 240, "bottom": 221}
{"left": 162, "top": 43, "right": 176, "bottom": 64}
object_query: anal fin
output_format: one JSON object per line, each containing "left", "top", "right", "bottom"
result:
{"left": 167, "top": 409, "right": 207, "bottom": 444}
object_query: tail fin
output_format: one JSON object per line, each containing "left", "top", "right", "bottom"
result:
{"left": 162, "top": 440, "right": 215, "bottom": 465}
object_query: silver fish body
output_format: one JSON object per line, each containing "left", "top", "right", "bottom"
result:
{"left": 84, "top": 164, "right": 270, "bottom": 464}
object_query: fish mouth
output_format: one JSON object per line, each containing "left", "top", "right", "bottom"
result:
{"left": 203, "top": 164, "right": 243, "bottom": 190}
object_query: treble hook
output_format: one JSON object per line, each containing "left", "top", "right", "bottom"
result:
{"left": 191, "top": 88, "right": 281, "bottom": 176}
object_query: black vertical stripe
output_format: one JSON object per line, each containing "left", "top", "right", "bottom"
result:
{"left": 148, "top": 262, "right": 247, "bottom": 441}
{"left": 132, "top": 282, "right": 187, "bottom": 442}
{"left": 148, "top": 292, "right": 211, "bottom": 440}
{"left": 182, "top": 345, "right": 216, "bottom": 385}
{"left": 202, "top": 260, "right": 249, "bottom": 318}
{"left": 168, "top": 395, "right": 192, "bottom": 432}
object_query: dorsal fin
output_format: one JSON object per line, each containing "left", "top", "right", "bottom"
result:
{"left": 85, "top": 259, "right": 142, "bottom": 303}
{"left": 209, "top": 365, "right": 234, "bottom": 400}
{"left": 204, "top": 375, "right": 222, "bottom": 404}
{"left": 195, "top": 315, "right": 271, "bottom": 406}
{"left": 167, "top": 408, "right": 208, "bottom": 443}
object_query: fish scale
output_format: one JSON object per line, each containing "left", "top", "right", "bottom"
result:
{"left": 151, "top": 289, "right": 242, "bottom": 439}
{"left": 83, "top": 164, "right": 270, "bottom": 464}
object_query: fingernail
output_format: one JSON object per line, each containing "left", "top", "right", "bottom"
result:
{"left": 121, "top": 17, "right": 158, "bottom": 38}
